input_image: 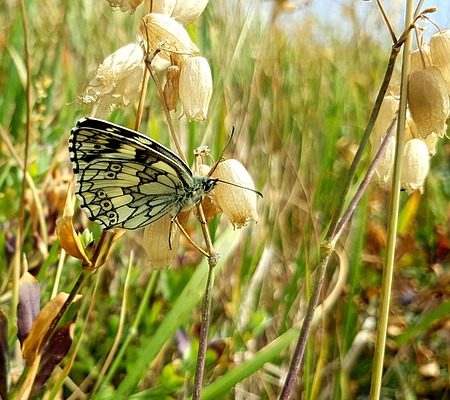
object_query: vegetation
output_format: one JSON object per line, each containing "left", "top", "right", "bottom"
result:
{"left": 0, "top": 1, "right": 449, "bottom": 399}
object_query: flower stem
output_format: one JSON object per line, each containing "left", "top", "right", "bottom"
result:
{"left": 369, "top": 1, "right": 414, "bottom": 398}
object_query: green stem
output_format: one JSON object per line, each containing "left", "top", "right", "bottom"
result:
{"left": 369, "top": 1, "right": 414, "bottom": 398}
{"left": 98, "top": 270, "right": 159, "bottom": 390}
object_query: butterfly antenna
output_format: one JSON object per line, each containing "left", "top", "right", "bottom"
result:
{"left": 207, "top": 126, "right": 236, "bottom": 177}
{"left": 215, "top": 178, "right": 263, "bottom": 198}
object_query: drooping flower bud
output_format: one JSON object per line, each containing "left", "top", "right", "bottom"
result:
{"left": 172, "top": 0, "right": 209, "bottom": 25}
{"left": 407, "top": 66, "right": 449, "bottom": 138}
{"left": 430, "top": 29, "right": 450, "bottom": 93}
{"left": 79, "top": 43, "right": 144, "bottom": 116}
{"left": 401, "top": 138, "right": 430, "bottom": 194}
{"left": 179, "top": 56, "right": 213, "bottom": 121}
{"left": 210, "top": 159, "right": 258, "bottom": 228}
{"left": 142, "top": 215, "right": 180, "bottom": 269}
{"left": 163, "top": 65, "right": 180, "bottom": 111}
{"left": 139, "top": 13, "right": 198, "bottom": 61}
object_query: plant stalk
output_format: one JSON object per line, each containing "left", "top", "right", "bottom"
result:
{"left": 369, "top": 1, "right": 414, "bottom": 398}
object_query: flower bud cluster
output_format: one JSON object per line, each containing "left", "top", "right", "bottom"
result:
{"left": 372, "top": 29, "right": 450, "bottom": 193}
{"left": 139, "top": 11, "right": 213, "bottom": 121}
{"left": 80, "top": 2, "right": 212, "bottom": 121}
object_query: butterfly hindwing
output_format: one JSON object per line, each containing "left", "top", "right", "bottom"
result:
{"left": 69, "top": 118, "right": 194, "bottom": 229}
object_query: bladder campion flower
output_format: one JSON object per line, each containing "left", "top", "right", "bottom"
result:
{"left": 79, "top": 43, "right": 144, "bottom": 116}
{"left": 139, "top": 13, "right": 199, "bottom": 62}
{"left": 430, "top": 29, "right": 450, "bottom": 93}
{"left": 179, "top": 56, "right": 213, "bottom": 121}
{"left": 407, "top": 66, "right": 449, "bottom": 138}
{"left": 210, "top": 159, "right": 259, "bottom": 228}
{"left": 401, "top": 138, "right": 430, "bottom": 194}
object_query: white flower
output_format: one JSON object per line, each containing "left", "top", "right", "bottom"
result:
{"left": 179, "top": 56, "right": 213, "bottom": 121}
{"left": 79, "top": 43, "right": 144, "bottom": 115}
{"left": 211, "top": 159, "right": 258, "bottom": 228}
{"left": 139, "top": 13, "right": 198, "bottom": 61}
{"left": 401, "top": 138, "right": 430, "bottom": 194}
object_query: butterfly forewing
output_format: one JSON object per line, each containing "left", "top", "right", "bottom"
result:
{"left": 69, "top": 118, "right": 211, "bottom": 230}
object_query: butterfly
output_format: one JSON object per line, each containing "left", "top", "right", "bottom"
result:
{"left": 69, "top": 117, "right": 218, "bottom": 230}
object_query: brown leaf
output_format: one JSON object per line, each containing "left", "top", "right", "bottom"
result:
{"left": 17, "top": 272, "right": 41, "bottom": 344}
{"left": 31, "top": 323, "right": 74, "bottom": 396}
{"left": 22, "top": 292, "right": 81, "bottom": 365}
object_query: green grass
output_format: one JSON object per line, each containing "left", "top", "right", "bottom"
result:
{"left": 0, "top": 1, "right": 449, "bottom": 399}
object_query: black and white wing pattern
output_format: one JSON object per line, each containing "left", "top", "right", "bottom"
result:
{"left": 69, "top": 117, "right": 215, "bottom": 230}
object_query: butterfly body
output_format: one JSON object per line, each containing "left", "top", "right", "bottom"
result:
{"left": 69, "top": 118, "right": 217, "bottom": 230}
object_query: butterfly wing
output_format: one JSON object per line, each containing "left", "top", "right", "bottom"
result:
{"left": 69, "top": 118, "right": 194, "bottom": 230}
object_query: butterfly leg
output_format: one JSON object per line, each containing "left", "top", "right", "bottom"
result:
{"left": 168, "top": 208, "right": 182, "bottom": 250}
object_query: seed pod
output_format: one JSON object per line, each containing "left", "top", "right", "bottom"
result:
{"left": 375, "top": 135, "right": 396, "bottom": 189}
{"left": 430, "top": 29, "right": 450, "bottom": 93}
{"left": 401, "top": 138, "right": 430, "bottom": 194}
{"left": 139, "top": 13, "right": 199, "bottom": 60}
{"left": 79, "top": 43, "right": 144, "bottom": 116}
{"left": 164, "top": 65, "right": 180, "bottom": 111}
{"left": 179, "top": 56, "right": 213, "bottom": 121}
{"left": 172, "top": 0, "right": 209, "bottom": 25}
{"left": 210, "top": 159, "right": 258, "bottom": 228}
{"left": 410, "top": 45, "right": 432, "bottom": 73}
{"left": 408, "top": 66, "right": 449, "bottom": 138}
{"left": 142, "top": 215, "right": 180, "bottom": 269}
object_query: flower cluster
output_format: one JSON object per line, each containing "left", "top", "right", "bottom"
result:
{"left": 81, "top": 3, "right": 213, "bottom": 121}
{"left": 372, "top": 29, "right": 450, "bottom": 193}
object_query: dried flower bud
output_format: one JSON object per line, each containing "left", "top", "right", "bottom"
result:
{"left": 79, "top": 44, "right": 144, "bottom": 116}
{"left": 150, "top": 0, "right": 176, "bottom": 15}
{"left": 408, "top": 67, "right": 449, "bottom": 138}
{"left": 401, "top": 138, "right": 430, "bottom": 194}
{"left": 142, "top": 215, "right": 180, "bottom": 269}
{"left": 164, "top": 65, "right": 180, "bottom": 111}
{"left": 210, "top": 159, "right": 258, "bottom": 228}
{"left": 375, "top": 135, "right": 396, "bottom": 189}
{"left": 430, "top": 29, "right": 450, "bottom": 93}
{"left": 172, "top": 0, "right": 209, "bottom": 25}
{"left": 106, "top": 0, "right": 144, "bottom": 13}
{"left": 410, "top": 45, "right": 432, "bottom": 73}
{"left": 139, "top": 13, "right": 199, "bottom": 61}
{"left": 371, "top": 95, "right": 399, "bottom": 148}
{"left": 179, "top": 56, "right": 213, "bottom": 121}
